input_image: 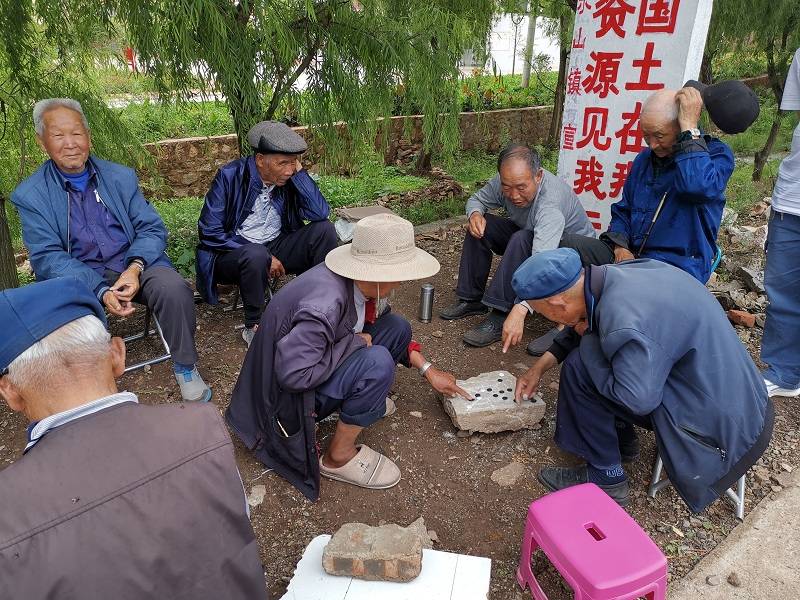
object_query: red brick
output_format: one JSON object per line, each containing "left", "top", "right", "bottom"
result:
{"left": 727, "top": 309, "right": 756, "bottom": 328}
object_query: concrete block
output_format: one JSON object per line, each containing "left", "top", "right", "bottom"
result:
{"left": 441, "top": 370, "right": 545, "bottom": 433}
{"left": 322, "top": 522, "right": 422, "bottom": 582}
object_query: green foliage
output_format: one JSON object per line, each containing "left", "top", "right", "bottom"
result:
{"left": 392, "top": 195, "right": 465, "bottom": 225}
{"left": 317, "top": 162, "right": 429, "bottom": 209}
{"left": 153, "top": 197, "right": 205, "bottom": 277}
{"left": 459, "top": 73, "right": 558, "bottom": 112}
{"left": 725, "top": 160, "right": 780, "bottom": 213}
{"left": 117, "top": 100, "right": 234, "bottom": 144}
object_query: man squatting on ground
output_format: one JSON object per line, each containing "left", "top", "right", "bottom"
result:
{"left": 11, "top": 98, "right": 211, "bottom": 402}
{"left": 196, "top": 121, "right": 338, "bottom": 348}
{"left": 439, "top": 144, "right": 596, "bottom": 356}
{"left": 227, "top": 214, "right": 470, "bottom": 501}
{"left": 509, "top": 248, "right": 773, "bottom": 510}
{"left": 0, "top": 278, "right": 267, "bottom": 599}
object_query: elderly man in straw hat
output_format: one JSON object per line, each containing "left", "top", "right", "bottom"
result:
{"left": 226, "top": 214, "right": 469, "bottom": 500}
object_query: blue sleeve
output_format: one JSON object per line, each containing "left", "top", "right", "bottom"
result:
{"left": 289, "top": 170, "right": 330, "bottom": 221}
{"left": 606, "top": 159, "right": 640, "bottom": 246}
{"left": 672, "top": 138, "right": 734, "bottom": 205}
{"left": 11, "top": 190, "right": 106, "bottom": 296}
{"left": 198, "top": 169, "right": 248, "bottom": 251}
{"left": 123, "top": 177, "right": 169, "bottom": 267}
{"left": 579, "top": 329, "right": 673, "bottom": 415}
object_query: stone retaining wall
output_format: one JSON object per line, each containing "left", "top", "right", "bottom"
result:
{"left": 141, "top": 106, "right": 553, "bottom": 198}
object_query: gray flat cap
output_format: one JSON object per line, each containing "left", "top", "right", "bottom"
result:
{"left": 247, "top": 120, "right": 308, "bottom": 154}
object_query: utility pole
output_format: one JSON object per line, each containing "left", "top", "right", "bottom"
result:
{"left": 521, "top": 0, "right": 540, "bottom": 88}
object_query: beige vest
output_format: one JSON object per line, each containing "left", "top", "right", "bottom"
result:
{"left": 0, "top": 402, "right": 267, "bottom": 599}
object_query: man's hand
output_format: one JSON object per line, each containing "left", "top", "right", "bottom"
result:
{"left": 676, "top": 86, "right": 703, "bottom": 132}
{"left": 468, "top": 212, "right": 487, "bottom": 239}
{"left": 103, "top": 289, "right": 135, "bottom": 317}
{"left": 110, "top": 266, "right": 141, "bottom": 302}
{"left": 502, "top": 304, "right": 528, "bottom": 353}
{"left": 269, "top": 256, "right": 286, "bottom": 279}
{"left": 614, "top": 246, "right": 635, "bottom": 263}
{"left": 426, "top": 367, "right": 472, "bottom": 400}
{"left": 356, "top": 332, "right": 372, "bottom": 346}
{"left": 514, "top": 365, "right": 542, "bottom": 404}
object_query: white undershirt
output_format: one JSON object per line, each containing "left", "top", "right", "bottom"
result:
{"left": 772, "top": 48, "right": 800, "bottom": 217}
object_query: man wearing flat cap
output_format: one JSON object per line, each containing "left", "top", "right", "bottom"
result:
{"left": 0, "top": 278, "right": 267, "bottom": 598}
{"left": 227, "top": 214, "right": 469, "bottom": 500}
{"left": 197, "top": 120, "right": 338, "bottom": 346}
{"left": 509, "top": 249, "right": 772, "bottom": 511}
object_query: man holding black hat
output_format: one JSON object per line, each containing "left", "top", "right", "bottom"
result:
{"left": 197, "top": 120, "right": 338, "bottom": 346}
{"left": 509, "top": 249, "right": 772, "bottom": 510}
{"left": 0, "top": 278, "right": 267, "bottom": 599}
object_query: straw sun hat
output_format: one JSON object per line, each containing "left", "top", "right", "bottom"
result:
{"left": 325, "top": 214, "right": 440, "bottom": 282}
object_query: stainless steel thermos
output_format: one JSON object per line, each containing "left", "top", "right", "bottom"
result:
{"left": 418, "top": 283, "right": 434, "bottom": 323}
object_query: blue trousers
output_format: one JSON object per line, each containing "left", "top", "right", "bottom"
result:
{"left": 315, "top": 312, "right": 412, "bottom": 428}
{"left": 555, "top": 349, "right": 651, "bottom": 469}
{"left": 762, "top": 210, "right": 800, "bottom": 389}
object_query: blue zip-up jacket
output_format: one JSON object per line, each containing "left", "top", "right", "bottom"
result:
{"left": 11, "top": 157, "right": 172, "bottom": 299}
{"left": 604, "top": 136, "right": 734, "bottom": 283}
{"left": 553, "top": 260, "right": 773, "bottom": 513}
{"left": 196, "top": 156, "right": 331, "bottom": 304}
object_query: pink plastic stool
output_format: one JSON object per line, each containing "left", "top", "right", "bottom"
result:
{"left": 516, "top": 483, "right": 667, "bottom": 599}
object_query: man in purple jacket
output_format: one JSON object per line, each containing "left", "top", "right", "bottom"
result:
{"left": 226, "top": 214, "right": 469, "bottom": 500}
{"left": 196, "top": 121, "right": 338, "bottom": 347}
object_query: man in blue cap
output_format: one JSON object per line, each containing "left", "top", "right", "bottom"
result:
{"left": 510, "top": 249, "right": 772, "bottom": 511}
{"left": 0, "top": 278, "right": 267, "bottom": 598}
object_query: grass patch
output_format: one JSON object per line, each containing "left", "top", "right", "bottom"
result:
{"left": 317, "top": 165, "right": 429, "bottom": 209}
{"left": 116, "top": 100, "right": 234, "bottom": 144}
{"left": 392, "top": 195, "right": 466, "bottom": 225}
{"left": 725, "top": 160, "right": 780, "bottom": 214}
{"left": 153, "top": 197, "right": 205, "bottom": 277}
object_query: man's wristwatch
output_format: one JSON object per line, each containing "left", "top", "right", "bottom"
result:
{"left": 678, "top": 128, "right": 701, "bottom": 142}
{"left": 418, "top": 361, "right": 433, "bottom": 378}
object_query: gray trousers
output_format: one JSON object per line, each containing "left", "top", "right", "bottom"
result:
{"left": 104, "top": 266, "right": 198, "bottom": 366}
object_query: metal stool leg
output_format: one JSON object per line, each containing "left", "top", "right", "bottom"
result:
{"left": 648, "top": 454, "right": 670, "bottom": 497}
{"left": 123, "top": 309, "right": 173, "bottom": 373}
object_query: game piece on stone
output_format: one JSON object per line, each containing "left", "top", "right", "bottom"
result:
{"left": 441, "top": 370, "right": 545, "bottom": 434}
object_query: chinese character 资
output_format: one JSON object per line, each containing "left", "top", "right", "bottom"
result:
{"left": 567, "top": 67, "right": 583, "bottom": 96}
{"left": 609, "top": 161, "right": 633, "bottom": 198}
{"left": 562, "top": 124, "right": 578, "bottom": 150}
{"left": 577, "top": 108, "right": 612, "bottom": 151}
{"left": 614, "top": 102, "right": 645, "bottom": 153}
{"left": 574, "top": 157, "right": 607, "bottom": 200}
{"left": 636, "top": 0, "right": 681, "bottom": 35}
{"left": 582, "top": 51, "right": 624, "bottom": 98}
{"left": 624, "top": 42, "right": 664, "bottom": 91}
{"left": 593, "top": 0, "right": 636, "bottom": 38}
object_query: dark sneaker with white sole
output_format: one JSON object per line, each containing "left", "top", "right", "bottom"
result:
{"left": 537, "top": 464, "right": 630, "bottom": 507}
{"left": 526, "top": 326, "right": 562, "bottom": 357}
{"left": 439, "top": 300, "right": 488, "bottom": 321}
{"left": 462, "top": 311, "right": 506, "bottom": 347}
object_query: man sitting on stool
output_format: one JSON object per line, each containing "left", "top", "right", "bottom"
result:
{"left": 0, "top": 278, "right": 267, "bottom": 598}
{"left": 511, "top": 249, "right": 772, "bottom": 510}
{"left": 227, "top": 214, "right": 469, "bottom": 501}
{"left": 196, "top": 120, "right": 338, "bottom": 347}
{"left": 11, "top": 98, "right": 210, "bottom": 402}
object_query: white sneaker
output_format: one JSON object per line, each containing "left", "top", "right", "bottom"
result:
{"left": 764, "top": 378, "right": 800, "bottom": 398}
{"left": 174, "top": 367, "right": 213, "bottom": 402}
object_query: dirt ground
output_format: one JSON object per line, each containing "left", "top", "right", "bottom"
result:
{"left": 1, "top": 221, "right": 797, "bottom": 599}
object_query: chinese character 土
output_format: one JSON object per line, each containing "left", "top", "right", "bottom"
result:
{"left": 636, "top": 0, "right": 681, "bottom": 35}
{"left": 593, "top": 0, "right": 636, "bottom": 39}
{"left": 567, "top": 67, "right": 583, "bottom": 96}
{"left": 586, "top": 210, "right": 603, "bottom": 231}
{"left": 574, "top": 156, "right": 607, "bottom": 200}
{"left": 582, "top": 51, "right": 623, "bottom": 98}
{"left": 609, "top": 161, "right": 633, "bottom": 198}
{"left": 624, "top": 42, "right": 664, "bottom": 91}
{"left": 615, "top": 101, "right": 645, "bottom": 154}
{"left": 577, "top": 107, "right": 612, "bottom": 151}
{"left": 562, "top": 124, "right": 578, "bottom": 150}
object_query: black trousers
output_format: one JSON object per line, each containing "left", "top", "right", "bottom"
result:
{"left": 214, "top": 220, "right": 338, "bottom": 326}
{"left": 558, "top": 233, "right": 615, "bottom": 266}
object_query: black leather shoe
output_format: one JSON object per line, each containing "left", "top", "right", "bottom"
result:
{"left": 462, "top": 312, "right": 505, "bottom": 347}
{"left": 526, "top": 326, "right": 562, "bottom": 357}
{"left": 439, "top": 300, "right": 488, "bottom": 321}
{"left": 619, "top": 435, "right": 641, "bottom": 463}
{"left": 537, "top": 465, "right": 630, "bottom": 507}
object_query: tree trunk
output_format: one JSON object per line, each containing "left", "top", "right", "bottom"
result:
{"left": 0, "top": 195, "right": 20, "bottom": 291}
{"left": 700, "top": 51, "right": 713, "bottom": 85}
{"left": 521, "top": 1, "right": 539, "bottom": 88}
{"left": 753, "top": 112, "right": 783, "bottom": 181}
{"left": 547, "top": 14, "right": 569, "bottom": 148}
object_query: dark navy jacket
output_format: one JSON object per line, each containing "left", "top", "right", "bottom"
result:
{"left": 554, "top": 260, "right": 772, "bottom": 513}
{"left": 196, "top": 156, "right": 331, "bottom": 304}
{"left": 605, "top": 136, "right": 734, "bottom": 283}
{"left": 11, "top": 157, "right": 172, "bottom": 299}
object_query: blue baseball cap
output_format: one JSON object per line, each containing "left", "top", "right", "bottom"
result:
{"left": 0, "top": 278, "right": 107, "bottom": 374}
{"left": 512, "top": 248, "right": 583, "bottom": 301}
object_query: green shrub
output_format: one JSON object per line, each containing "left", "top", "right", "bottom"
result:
{"left": 725, "top": 160, "right": 779, "bottom": 214}
{"left": 116, "top": 100, "right": 234, "bottom": 144}
{"left": 154, "top": 197, "right": 204, "bottom": 277}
